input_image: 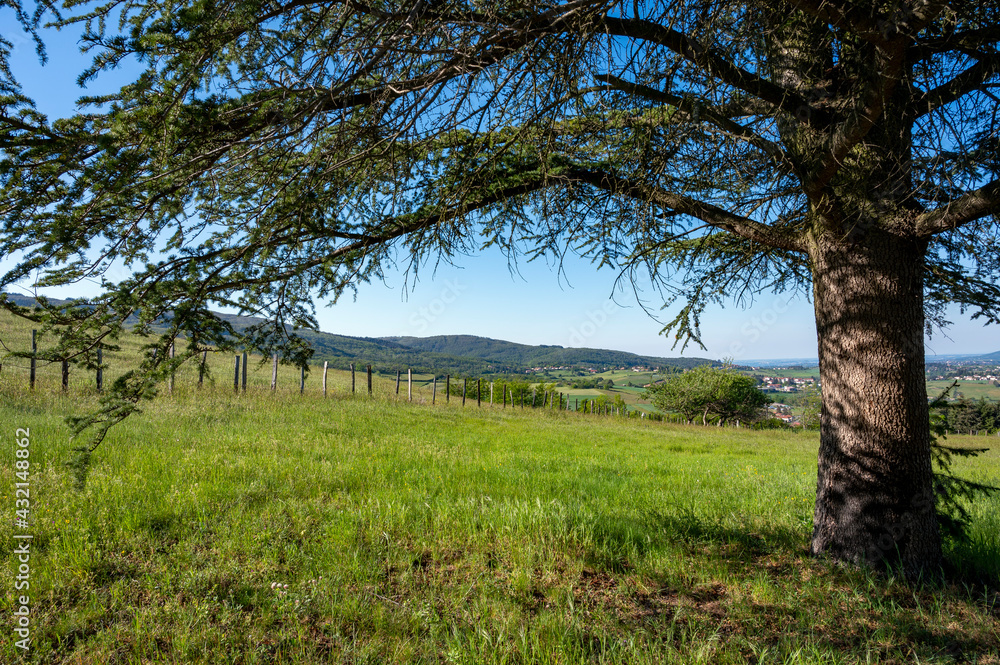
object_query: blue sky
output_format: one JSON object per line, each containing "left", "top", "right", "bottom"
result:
{"left": 2, "top": 15, "right": 996, "bottom": 361}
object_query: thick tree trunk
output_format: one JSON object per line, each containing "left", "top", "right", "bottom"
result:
{"left": 810, "top": 231, "right": 941, "bottom": 576}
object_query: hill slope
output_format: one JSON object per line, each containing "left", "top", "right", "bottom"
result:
{"left": 383, "top": 334, "right": 713, "bottom": 370}
{"left": 2, "top": 293, "right": 710, "bottom": 374}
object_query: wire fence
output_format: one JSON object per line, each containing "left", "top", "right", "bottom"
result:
{"left": 0, "top": 329, "right": 659, "bottom": 419}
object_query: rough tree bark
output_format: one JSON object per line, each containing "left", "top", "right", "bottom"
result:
{"left": 809, "top": 229, "right": 940, "bottom": 574}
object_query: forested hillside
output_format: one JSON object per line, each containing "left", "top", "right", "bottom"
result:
{"left": 1, "top": 293, "right": 710, "bottom": 374}
{"left": 382, "top": 335, "right": 713, "bottom": 370}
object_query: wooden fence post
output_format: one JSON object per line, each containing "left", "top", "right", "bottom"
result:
{"left": 300, "top": 366, "right": 305, "bottom": 394}
{"left": 61, "top": 359, "right": 69, "bottom": 391}
{"left": 503, "top": 385, "right": 507, "bottom": 408}
{"left": 234, "top": 356, "right": 240, "bottom": 391}
{"left": 462, "top": 377, "right": 467, "bottom": 406}
{"left": 408, "top": 369, "right": 412, "bottom": 401}
{"left": 198, "top": 350, "right": 206, "bottom": 388}
{"left": 490, "top": 382, "right": 494, "bottom": 406}
{"left": 367, "top": 365, "right": 372, "bottom": 395}
{"left": 396, "top": 370, "right": 401, "bottom": 395}
{"left": 432, "top": 376, "right": 437, "bottom": 404}
{"left": 477, "top": 378, "right": 481, "bottom": 407}
{"left": 323, "top": 361, "right": 329, "bottom": 397}
{"left": 29, "top": 329, "right": 36, "bottom": 390}
{"left": 241, "top": 351, "right": 247, "bottom": 392}
{"left": 96, "top": 348, "right": 103, "bottom": 392}
{"left": 271, "top": 354, "right": 278, "bottom": 391}
{"left": 351, "top": 363, "right": 355, "bottom": 394}
{"left": 169, "top": 343, "right": 176, "bottom": 395}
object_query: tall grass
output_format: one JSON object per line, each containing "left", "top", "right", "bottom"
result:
{"left": 2, "top": 377, "right": 998, "bottom": 663}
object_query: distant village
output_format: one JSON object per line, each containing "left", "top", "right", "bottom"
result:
{"left": 929, "top": 371, "right": 1000, "bottom": 383}
{"left": 758, "top": 376, "right": 818, "bottom": 393}
{"left": 926, "top": 358, "right": 1000, "bottom": 385}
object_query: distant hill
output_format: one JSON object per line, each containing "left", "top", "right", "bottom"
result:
{"left": 382, "top": 335, "right": 713, "bottom": 371}
{"left": 1, "top": 293, "right": 711, "bottom": 374}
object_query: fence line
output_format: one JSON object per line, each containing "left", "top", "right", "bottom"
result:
{"left": 9, "top": 331, "right": 992, "bottom": 432}
{"left": 1, "top": 331, "right": 657, "bottom": 421}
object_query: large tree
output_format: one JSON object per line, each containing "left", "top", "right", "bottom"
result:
{"left": 1, "top": 0, "right": 998, "bottom": 575}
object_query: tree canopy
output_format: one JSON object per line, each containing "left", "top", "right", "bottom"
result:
{"left": 644, "top": 364, "right": 768, "bottom": 425}
{"left": 2, "top": 0, "right": 998, "bottom": 575}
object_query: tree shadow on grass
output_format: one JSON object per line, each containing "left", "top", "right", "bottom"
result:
{"left": 574, "top": 508, "right": 1000, "bottom": 661}
{"left": 582, "top": 507, "right": 805, "bottom": 572}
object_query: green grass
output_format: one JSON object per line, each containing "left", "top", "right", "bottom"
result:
{"left": 928, "top": 380, "right": 1000, "bottom": 402}
{"left": 2, "top": 314, "right": 999, "bottom": 663}
{"left": 2, "top": 376, "right": 999, "bottom": 664}
{"left": 750, "top": 367, "right": 821, "bottom": 379}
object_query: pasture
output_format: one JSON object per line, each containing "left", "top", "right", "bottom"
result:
{"left": 927, "top": 380, "right": 1000, "bottom": 403}
{"left": 2, "top": 372, "right": 999, "bottom": 663}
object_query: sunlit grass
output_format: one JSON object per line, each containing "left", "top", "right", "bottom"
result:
{"left": 1, "top": 378, "right": 998, "bottom": 664}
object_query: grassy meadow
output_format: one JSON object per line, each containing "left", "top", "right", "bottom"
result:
{"left": 2, "top": 370, "right": 1000, "bottom": 663}
{"left": 927, "top": 380, "right": 1000, "bottom": 403}
{"left": 2, "top": 315, "right": 1000, "bottom": 663}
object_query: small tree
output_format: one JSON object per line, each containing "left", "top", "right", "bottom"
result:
{"left": 799, "top": 387, "right": 823, "bottom": 431}
{"left": 644, "top": 365, "right": 766, "bottom": 426}
{"left": 710, "top": 371, "right": 770, "bottom": 426}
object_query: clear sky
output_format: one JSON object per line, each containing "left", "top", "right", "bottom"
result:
{"left": 2, "top": 15, "right": 997, "bottom": 361}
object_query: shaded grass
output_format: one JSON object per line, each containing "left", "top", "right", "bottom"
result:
{"left": 1, "top": 383, "right": 999, "bottom": 663}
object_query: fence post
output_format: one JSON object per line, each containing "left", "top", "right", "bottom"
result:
{"left": 323, "top": 361, "right": 329, "bottom": 397}
{"left": 396, "top": 370, "right": 401, "bottom": 396}
{"left": 490, "top": 382, "right": 494, "bottom": 406}
{"left": 446, "top": 375, "right": 450, "bottom": 402}
{"left": 367, "top": 365, "right": 372, "bottom": 395}
{"left": 462, "top": 378, "right": 467, "bottom": 406}
{"left": 351, "top": 363, "right": 355, "bottom": 394}
{"left": 477, "top": 378, "right": 481, "bottom": 407}
{"left": 241, "top": 351, "right": 247, "bottom": 392}
{"left": 271, "top": 354, "right": 278, "bottom": 391}
{"left": 96, "top": 347, "right": 103, "bottom": 392}
{"left": 61, "top": 359, "right": 69, "bottom": 391}
{"left": 169, "top": 343, "right": 176, "bottom": 395}
{"left": 234, "top": 356, "right": 240, "bottom": 391}
{"left": 300, "top": 366, "right": 305, "bottom": 394}
{"left": 408, "top": 369, "right": 412, "bottom": 401}
{"left": 30, "top": 329, "right": 36, "bottom": 390}
{"left": 503, "top": 385, "right": 507, "bottom": 408}
{"left": 432, "top": 376, "right": 437, "bottom": 404}
{"left": 198, "top": 350, "right": 206, "bottom": 388}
